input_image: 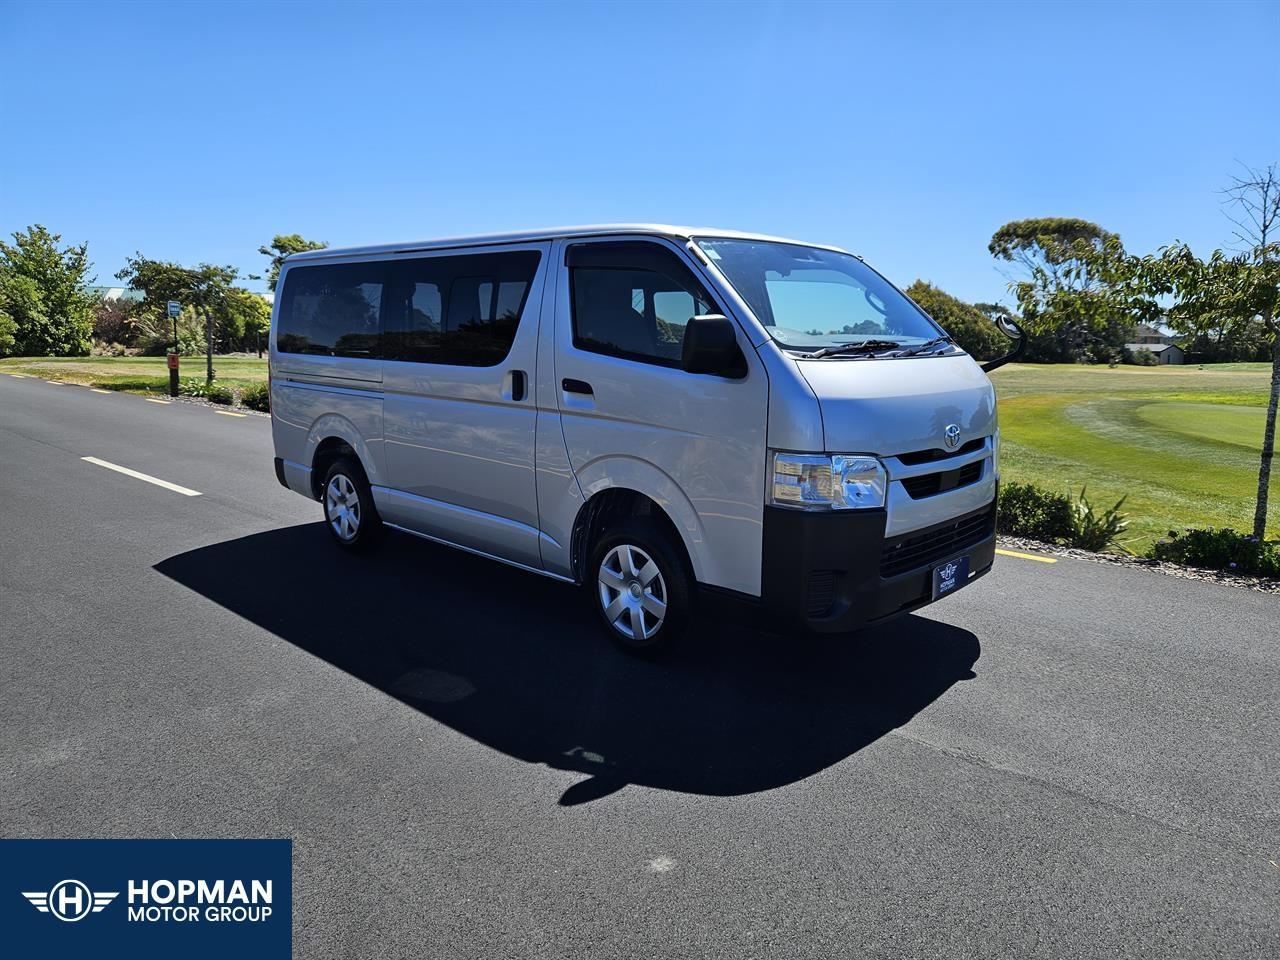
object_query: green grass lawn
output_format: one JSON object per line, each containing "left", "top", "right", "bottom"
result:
{"left": 3, "top": 355, "right": 1275, "bottom": 551}
{"left": 990, "top": 362, "right": 1277, "bottom": 551}
{"left": 0, "top": 355, "right": 267, "bottom": 394}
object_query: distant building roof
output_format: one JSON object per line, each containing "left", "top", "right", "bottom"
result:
{"left": 87, "top": 285, "right": 144, "bottom": 302}
{"left": 1126, "top": 342, "right": 1182, "bottom": 354}
{"left": 85, "top": 286, "right": 272, "bottom": 304}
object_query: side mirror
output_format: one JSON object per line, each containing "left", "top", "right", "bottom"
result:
{"left": 980, "top": 315, "right": 1026, "bottom": 373}
{"left": 682, "top": 315, "right": 746, "bottom": 377}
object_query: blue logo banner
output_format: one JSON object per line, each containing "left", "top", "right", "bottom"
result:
{"left": 0, "top": 839, "right": 292, "bottom": 959}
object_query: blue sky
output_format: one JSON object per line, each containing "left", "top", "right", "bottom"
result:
{"left": 1, "top": 0, "right": 1276, "bottom": 304}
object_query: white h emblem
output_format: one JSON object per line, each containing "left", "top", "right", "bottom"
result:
{"left": 22, "top": 879, "right": 118, "bottom": 922}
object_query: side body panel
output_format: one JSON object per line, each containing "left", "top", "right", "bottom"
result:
{"left": 544, "top": 236, "right": 771, "bottom": 595}
{"left": 532, "top": 257, "right": 584, "bottom": 579}
{"left": 377, "top": 242, "right": 550, "bottom": 569}
{"left": 269, "top": 257, "right": 387, "bottom": 498}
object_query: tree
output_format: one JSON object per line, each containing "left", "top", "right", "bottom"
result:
{"left": 117, "top": 254, "right": 240, "bottom": 381}
{"left": 255, "top": 234, "right": 327, "bottom": 291}
{"left": 0, "top": 225, "right": 96, "bottom": 356}
{"left": 225, "top": 287, "right": 271, "bottom": 356}
{"left": 989, "top": 217, "right": 1130, "bottom": 362}
{"left": 1093, "top": 164, "right": 1280, "bottom": 539}
{"left": 1127, "top": 246, "right": 1279, "bottom": 538}
{"left": 0, "top": 309, "right": 16, "bottom": 357}
{"left": 904, "top": 281, "right": 1005, "bottom": 359}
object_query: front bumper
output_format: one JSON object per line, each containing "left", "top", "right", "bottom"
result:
{"left": 760, "top": 500, "right": 996, "bottom": 634}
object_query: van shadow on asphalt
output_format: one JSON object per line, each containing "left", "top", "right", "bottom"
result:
{"left": 155, "top": 522, "right": 980, "bottom": 806}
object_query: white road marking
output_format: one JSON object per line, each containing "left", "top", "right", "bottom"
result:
{"left": 214, "top": 410, "right": 246, "bottom": 418}
{"left": 90, "top": 388, "right": 112, "bottom": 394}
{"left": 145, "top": 398, "right": 171, "bottom": 405}
{"left": 7, "top": 373, "right": 27, "bottom": 378}
{"left": 81, "top": 457, "right": 201, "bottom": 497}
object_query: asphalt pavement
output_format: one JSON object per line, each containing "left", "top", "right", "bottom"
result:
{"left": 1, "top": 373, "right": 1276, "bottom": 959}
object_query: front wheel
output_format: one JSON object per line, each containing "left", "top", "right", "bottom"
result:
{"left": 589, "top": 517, "right": 693, "bottom": 657}
{"left": 322, "top": 457, "right": 384, "bottom": 552}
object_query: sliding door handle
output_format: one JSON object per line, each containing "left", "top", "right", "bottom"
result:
{"left": 509, "top": 369, "right": 527, "bottom": 402}
{"left": 562, "top": 378, "right": 593, "bottom": 396}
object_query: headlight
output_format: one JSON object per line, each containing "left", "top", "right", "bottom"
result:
{"left": 771, "top": 452, "right": 887, "bottom": 510}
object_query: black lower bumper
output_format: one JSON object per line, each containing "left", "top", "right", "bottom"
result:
{"left": 760, "top": 501, "right": 997, "bottom": 634}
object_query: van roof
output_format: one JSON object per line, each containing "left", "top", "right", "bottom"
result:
{"left": 284, "top": 224, "right": 850, "bottom": 263}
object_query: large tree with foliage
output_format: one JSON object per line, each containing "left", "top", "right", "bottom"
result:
{"left": 225, "top": 287, "right": 271, "bottom": 355}
{"left": 989, "top": 217, "right": 1130, "bottom": 362}
{"left": 904, "top": 281, "right": 1005, "bottom": 359}
{"left": 1116, "top": 246, "right": 1279, "bottom": 538}
{"left": 117, "top": 254, "right": 244, "bottom": 380}
{"left": 255, "top": 234, "right": 327, "bottom": 291}
{"left": 1093, "top": 164, "right": 1280, "bottom": 539}
{"left": 0, "top": 310, "right": 16, "bottom": 356}
{"left": 0, "top": 225, "right": 96, "bottom": 356}
{"left": 116, "top": 255, "right": 238, "bottom": 312}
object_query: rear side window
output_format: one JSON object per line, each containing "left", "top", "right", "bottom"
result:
{"left": 382, "top": 251, "right": 541, "bottom": 366}
{"left": 567, "top": 242, "right": 717, "bottom": 367}
{"left": 277, "top": 262, "right": 384, "bottom": 358}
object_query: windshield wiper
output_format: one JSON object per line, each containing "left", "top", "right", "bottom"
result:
{"left": 892, "top": 336, "right": 953, "bottom": 358}
{"left": 804, "top": 339, "right": 902, "bottom": 359}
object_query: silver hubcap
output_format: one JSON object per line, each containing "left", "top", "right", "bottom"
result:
{"left": 597, "top": 544, "right": 667, "bottom": 641}
{"left": 326, "top": 474, "right": 361, "bottom": 541}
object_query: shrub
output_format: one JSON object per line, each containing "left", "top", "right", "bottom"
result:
{"left": 997, "top": 482, "right": 1129, "bottom": 551}
{"left": 1148, "top": 528, "right": 1280, "bottom": 577}
{"left": 133, "top": 307, "right": 207, "bottom": 356}
{"left": 92, "top": 297, "right": 136, "bottom": 345}
{"left": 206, "top": 384, "right": 233, "bottom": 405}
{"left": 997, "top": 482, "right": 1075, "bottom": 542}
{"left": 239, "top": 381, "right": 270, "bottom": 411}
{"left": 1125, "top": 347, "right": 1159, "bottom": 366}
{"left": 0, "top": 309, "right": 16, "bottom": 357}
{"left": 1068, "top": 486, "right": 1128, "bottom": 551}
{"left": 91, "top": 339, "right": 128, "bottom": 357}
{"left": 181, "top": 377, "right": 233, "bottom": 403}
{"left": 179, "top": 377, "right": 210, "bottom": 398}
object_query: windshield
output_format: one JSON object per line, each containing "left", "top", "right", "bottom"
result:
{"left": 694, "top": 238, "right": 944, "bottom": 351}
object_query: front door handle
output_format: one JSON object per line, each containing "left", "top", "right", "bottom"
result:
{"left": 562, "top": 378, "right": 593, "bottom": 396}
{"left": 509, "top": 369, "right": 527, "bottom": 402}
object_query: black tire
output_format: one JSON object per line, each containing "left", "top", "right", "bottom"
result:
{"left": 588, "top": 516, "right": 694, "bottom": 657}
{"left": 321, "top": 456, "right": 384, "bottom": 552}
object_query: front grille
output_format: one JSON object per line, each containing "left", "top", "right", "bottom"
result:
{"left": 901, "top": 459, "right": 984, "bottom": 499}
{"left": 806, "top": 570, "right": 836, "bottom": 618}
{"left": 880, "top": 506, "right": 995, "bottom": 578}
{"left": 897, "top": 438, "right": 985, "bottom": 466}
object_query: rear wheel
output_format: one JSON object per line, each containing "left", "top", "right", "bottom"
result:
{"left": 322, "top": 456, "right": 384, "bottom": 552}
{"left": 589, "top": 517, "right": 693, "bottom": 656}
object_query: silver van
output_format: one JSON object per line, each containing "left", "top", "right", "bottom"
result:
{"left": 269, "top": 225, "right": 1020, "bottom": 654}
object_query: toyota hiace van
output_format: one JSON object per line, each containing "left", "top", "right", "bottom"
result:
{"left": 269, "top": 225, "right": 1021, "bottom": 654}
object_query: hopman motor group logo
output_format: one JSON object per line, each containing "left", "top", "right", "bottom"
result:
{"left": 937, "top": 561, "right": 959, "bottom": 592}
{"left": 21, "top": 877, "right": 274, "bottom": 924}
{"left": 2, "top": 839, "right": 291, "bottom": 960}
{"left": 23, "top": 880, "right": 118, "bottom": 921}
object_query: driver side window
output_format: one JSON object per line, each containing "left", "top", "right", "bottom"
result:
{"left": 568, "top": 242, "right": 717, "bottom": 367}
